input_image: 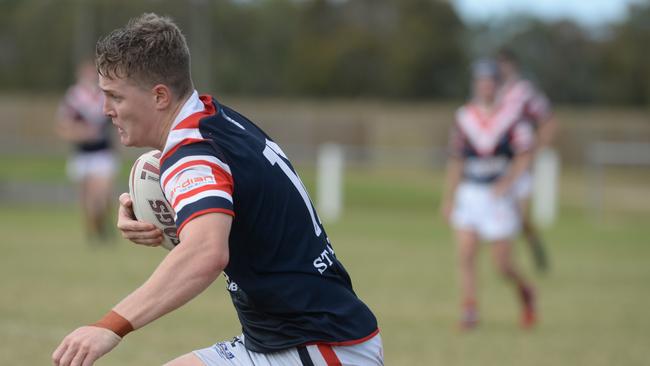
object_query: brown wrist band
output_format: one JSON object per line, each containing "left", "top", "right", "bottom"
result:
{"left": 92, "top": 310, "right": 134, "bottom": 338}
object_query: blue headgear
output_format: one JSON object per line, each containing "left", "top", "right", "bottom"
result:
{"left": 471, "top": 58, "right": 499, "bottom": 80}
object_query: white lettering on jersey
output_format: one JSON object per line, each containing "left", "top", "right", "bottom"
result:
{"left": 263, "top": 139, "right": 322, "bottom": 236}
{"left": 313, "top": 244, "right": 336, "bottom": 274}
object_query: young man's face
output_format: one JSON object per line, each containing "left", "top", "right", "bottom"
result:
{"left": 473, "top": 76, "right": 498, "bottom": 102}
{"left": 497, "top": 58, "right": 516, "bottom": 80}
{"left": 99, "top": 75, "right": 158, "bottom": 147}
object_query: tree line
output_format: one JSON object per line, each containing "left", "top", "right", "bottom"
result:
{"left": 0, "top": 0, "right": 648, "bottom": 105}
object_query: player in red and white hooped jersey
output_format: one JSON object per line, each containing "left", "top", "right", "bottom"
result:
{"left": 56, "top": 60, "right": 118, "bottom": 242}
{"left": 496, "top": 48, "right": 558, "bottom": 272}
{"left": 441, "top": 59, "right": 537, "bottom": 330}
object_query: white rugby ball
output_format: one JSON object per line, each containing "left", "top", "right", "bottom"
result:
{"left": 128, "top": 150, "right": 180, "bottom": 250}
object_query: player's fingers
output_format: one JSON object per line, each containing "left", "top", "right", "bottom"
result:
{"left": 117, "top": 202, "right": 137, "bottom": 222}
{"left": 57, "top": 342, "right": 79, "bottom": 366}
{"left": 52, "top": 342, "right": 68, "bottom": 365}
{"left": 118, "top": 193, "right": 132, "bottom": 207}
{"left": 69, "top": 347, "right": 87, "bottom": 366}
{"left": 131, "top": 237, "right": 164, "bottom": 246}
{"left": 117, "top": 219, "right": 156, "bottom": 232}
{"left": 122, "top": 232, "right": 163, "bottom": 245}
{"left": 120, "top": 228, "right": 162, "bottom": 240}
{"left": 81, "top": 352, "right": 98, "bottom": 366}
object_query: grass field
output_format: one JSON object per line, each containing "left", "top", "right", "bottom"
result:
{"left": 1, "top": 164, "right": 649, "bottom": 365}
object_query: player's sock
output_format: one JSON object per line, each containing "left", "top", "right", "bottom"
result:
{"left": 525, "top": 228, "right": 549, "bottom": 273}
{"left": 530, "top": 236, "right": 549, "bottom": 272}
{"left": 518, "top": 284, "right": 536, "bottom": 329}
{"left": 459, "top": 299, "right": 478, "bottom": 330}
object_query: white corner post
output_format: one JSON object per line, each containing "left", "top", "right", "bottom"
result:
{"left": 317, "top": 143, "right": 344, "bottom": 222}
{"left": 532, "top": 148, "right": 560, "bottom": 227}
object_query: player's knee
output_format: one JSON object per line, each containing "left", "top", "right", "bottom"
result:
{"left": 495, "top": 260, "right": 514, "bottom": 278}
{"left": 458, "top": 253, "right": 475, "bottom": 268}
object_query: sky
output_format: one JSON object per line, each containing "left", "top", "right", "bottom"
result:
{"left": 451, "top": 0, "right": 647, "bottom": 27}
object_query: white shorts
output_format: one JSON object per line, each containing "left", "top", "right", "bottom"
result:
{"left": 67, "top": 150, "right": 118, "bottom": 181}
{"left": 193, "top": 333, "right": 383, "bottom": 366}
{"left": 451, "top": 182, "right": 520, "bottom": 242}
{"left": 512, "top": 171, "right": 533, "bottom": 200}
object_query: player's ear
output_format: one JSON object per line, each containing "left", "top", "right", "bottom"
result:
{"left": 152, "top": 84, "right": 172, "bottom": 110}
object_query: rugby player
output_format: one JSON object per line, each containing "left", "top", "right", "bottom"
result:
{"left": 441, "top": 59, "right": 537, "bottom": 330}
{"left": 52, "top": 13, "right": 382, "bottom": 366}
{"left": 56, "top": 60, "right": 118, "bottom": 242}
{"left": 496, "top": 48, "right": 558, "bottom": 272}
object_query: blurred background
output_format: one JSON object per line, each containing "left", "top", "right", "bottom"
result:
{"left": 1, "top": 0, "right": 649, "bottom": 365}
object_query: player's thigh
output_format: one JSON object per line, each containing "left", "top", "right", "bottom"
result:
{"left": 451, "top": 183, "right": 487, "bottom": 231}
{"left": 490, "top": 239, "right": 513, "bottom": 267}
{"left": 86, "top": 174, "right": 114, "bottom": 201}
{"left": 191, "top": 337, "right": 300, "bottom": 366}
{"left": 165, "top": 353, "right": 206, "bottom": 366}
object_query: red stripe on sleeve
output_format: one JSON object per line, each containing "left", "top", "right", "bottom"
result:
{"left": 211, "top": 166, "right": 234, "bottom": 192}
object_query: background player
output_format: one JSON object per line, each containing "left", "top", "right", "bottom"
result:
{"left": 496, "top": 48, "right": 558, "bottom": 272}
{"left": 52, "top": 13, "right": 382, "bottom": 366}
{"left": 56, "top": 60, "right": 118, "bottom": 243}
{"left": 440, "top": 59, "right": 536, "bottom": 330}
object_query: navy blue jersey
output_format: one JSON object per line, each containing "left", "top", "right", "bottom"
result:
{"left": 159, "top": 92, "right": 378, "bottom": 353}
{"left": 449, "top": 102, "right": 534, "bottom": 183}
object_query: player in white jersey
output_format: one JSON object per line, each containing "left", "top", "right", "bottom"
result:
{"left": 497, "top": 48, "right": 558, "bottom": 272}
{"left": 56, "top": 60, "right": 118, "bottom": 242}
{"left": 441, "top": 59, "right": 537, "bottom": 330}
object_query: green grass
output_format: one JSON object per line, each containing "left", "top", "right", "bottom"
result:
{"left": 1, "top": 167, "right": 649, "bottom": 365}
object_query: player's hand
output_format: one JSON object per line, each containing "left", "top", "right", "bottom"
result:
{"left": 491, "top": 180, "right": 510, "bottom": 197}
{"left": 52, "top": 326, "right": 121, "bottom": 366}
{"left": 117, "top": 192, "right": 163, "bottom": 246}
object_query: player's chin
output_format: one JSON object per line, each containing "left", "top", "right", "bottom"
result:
{"left": 120, "top": 134, "right": 137, "bottom": 147}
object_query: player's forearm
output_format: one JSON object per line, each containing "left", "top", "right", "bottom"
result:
{"left": 536, "top": 117, "right": 557, "bottom": 149}
{"left": 113, "top": 240, "right": 227, "bottom": 330}
{"left": 442, "top": 158, "right": 463, "bottom": 202}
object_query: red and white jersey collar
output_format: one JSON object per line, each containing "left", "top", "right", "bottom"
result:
{"left": 161, "top": 90, "right": 211, "bottom": 160}
{"left": 455, "top": 101, "right": 521, "bottom": 155}
{"left": 498, "top": 77, "right": 534, "bottom": 105}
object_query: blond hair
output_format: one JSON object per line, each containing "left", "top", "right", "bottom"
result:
{"left": 96, "top": 13, "right": 193, "bottom": 99}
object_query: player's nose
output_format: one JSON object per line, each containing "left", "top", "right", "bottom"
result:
{"left": 102, "top": 99, "right": 116, "bottom": 118}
